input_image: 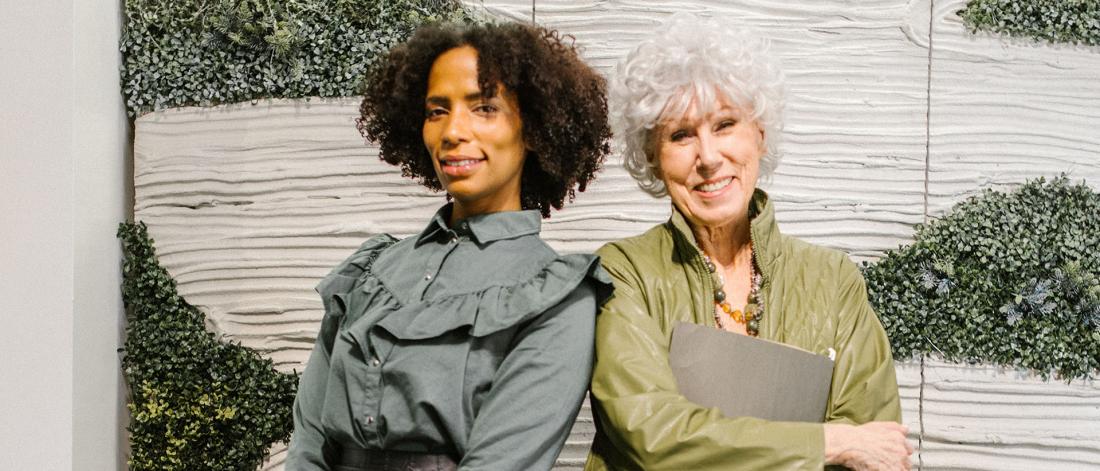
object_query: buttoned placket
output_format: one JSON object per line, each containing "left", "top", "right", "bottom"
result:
{"left": 417, "top": 228, "right": 464, "bottom": 301}
{"left": 360, "top": 228, "right": 465, "bottom": 444}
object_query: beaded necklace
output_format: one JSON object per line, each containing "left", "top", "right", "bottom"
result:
{"left": 702, "top": 252, "right": 764, "bottom": 336}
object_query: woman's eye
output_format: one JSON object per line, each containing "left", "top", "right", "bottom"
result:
{"left": 473, "top": 104, "right": 499, "bottom": 115}
{"left": 715, "top": 120, "right": 737, "bottom": 131}
{"left": 426, "top": 108, "right": 447, "bottom": 119}
{"left": 669, "top": 130, "right": 689, "bottom": 142}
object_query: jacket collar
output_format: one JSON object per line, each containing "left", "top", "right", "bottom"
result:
{"left": 667, "top": 188, "right": 783, "bottom": 279}
{"left": 415, "top": 203, "right": 542, "bottom": 246}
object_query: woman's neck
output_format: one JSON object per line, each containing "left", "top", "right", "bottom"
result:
{"left": 449, "top": 196, "right": 522, "bottom": 227}
{"left": 692, "top": 218, "right": 753, "bottom": 268}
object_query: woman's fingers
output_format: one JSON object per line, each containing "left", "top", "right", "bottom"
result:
{"left": 863, "top": 422, "right": 913, "bottom": 471}
{"left": 824, "top": 421, "right": 915, "bottom": 471}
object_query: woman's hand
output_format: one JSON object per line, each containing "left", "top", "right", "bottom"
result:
{"left": 824, "top": 422, "right": 913, "bottom": 471}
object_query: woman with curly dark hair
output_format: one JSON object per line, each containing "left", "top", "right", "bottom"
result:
{"left": 286, "top": 20, "right": 613, "bottom": 471}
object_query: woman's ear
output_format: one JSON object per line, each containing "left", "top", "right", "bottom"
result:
{"left": 644, "top": 131, "right": 662, "bottom": 179}
{"left": 756, "top": 124, "right": 767, "bottom": 153}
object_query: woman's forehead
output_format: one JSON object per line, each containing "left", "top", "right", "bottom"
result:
{"left": 659, "top": 88, "right": 750, "bottom": 127}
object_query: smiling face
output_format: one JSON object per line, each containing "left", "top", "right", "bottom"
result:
{"left": 654, "top": 96, "right": 765, "bottom": 230}
{"left": 422, "top": 46, "right": 526, "bottom": 220}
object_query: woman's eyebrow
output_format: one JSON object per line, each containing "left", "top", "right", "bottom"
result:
{"left": 426, "top": 92, "right": 495, "bottom": 106}
{"left": 665, "top": 116, "right": 701, "bottom": 130}
{"left": 464, "top": 91, "right": 493, "bottom": 102}
{"left": 425, "top": 96, "right": 450, "bottom": 107}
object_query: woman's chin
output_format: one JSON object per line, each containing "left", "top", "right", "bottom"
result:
{"left": 680, "top": 197, "right": 750, "bottom": 228}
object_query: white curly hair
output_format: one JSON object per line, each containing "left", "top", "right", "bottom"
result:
{"left": 610, "top": 12, "right": 787, "bottom": 197}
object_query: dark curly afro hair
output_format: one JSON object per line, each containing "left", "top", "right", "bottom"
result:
{"left": 358, "top": 21, "right": 611, "bottom": 218}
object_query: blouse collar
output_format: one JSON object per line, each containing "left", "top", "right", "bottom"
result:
{"left": 416, "top": 203, "right": 542, "bottom": 246}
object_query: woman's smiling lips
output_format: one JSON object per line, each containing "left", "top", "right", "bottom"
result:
{"left": 693, "top": 176, "right": 735, "bottom": 197}
{"left": 440, "top": 154, "right": 486, "bottom": 176}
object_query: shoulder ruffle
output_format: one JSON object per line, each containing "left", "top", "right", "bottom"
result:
{"left": 315, "top": 234, "right": 399, "bottom": 318}
{"left": 372, "top": 253, "right": 614, "bottom": 340}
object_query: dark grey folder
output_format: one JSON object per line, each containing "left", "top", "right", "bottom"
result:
{"left": 669, "top": 321, "right": 834, "bottom": 422}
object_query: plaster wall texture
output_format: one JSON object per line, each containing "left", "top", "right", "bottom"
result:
{"left": 130, "top": 0, "right": 1100, "bottom": 469}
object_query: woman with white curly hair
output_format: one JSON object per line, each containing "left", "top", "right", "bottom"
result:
{"left": 586, "top": 13, "right": 912, "bottom": 471}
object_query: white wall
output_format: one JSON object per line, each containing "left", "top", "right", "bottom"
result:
{"left": 73, "top": 0, "right": 129, "bottom": 468}
{"left": 0, "top": 0, "right": 128, "bottom": 468}
{"left": 0, "top": 0, "right": 76, "bottom": 468}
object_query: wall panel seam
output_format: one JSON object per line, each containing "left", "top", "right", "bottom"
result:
{"left": 919, "top": 1, "right": 936, "bottom": 469}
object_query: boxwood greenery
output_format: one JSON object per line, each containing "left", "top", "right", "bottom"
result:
{"left": 864, "top": 177, "right": 1100, "bottom": 380}
{"left": 120, "top": 0, "right": 476, "bottom": 117}
{"left": 959, "top": 0, "right": 1100, "bottom": 47}
{"left": 118, "top": 222, "right": 299, "bottom": 470}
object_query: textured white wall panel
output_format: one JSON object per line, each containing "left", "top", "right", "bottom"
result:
{"left": 927, "top": 0, "right": 1100, "bottom": 216}
{"left": 134, "top": 99, "right": 432, "bottom": 371}
{"left": 556, "top": 397, "right": 595, "bottom": 469}
{"left": 475, "top": 0, "right": 531, "bottom": 22}
{"left": 897, "top": 361, "right": 924, "bottom": 468}
{"left": 920, "top": 359, "right": 1100, "bottom": 470}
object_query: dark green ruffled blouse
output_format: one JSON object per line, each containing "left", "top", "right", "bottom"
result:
{"left": 287, "top": 205, "right": 612, "bottom": 470}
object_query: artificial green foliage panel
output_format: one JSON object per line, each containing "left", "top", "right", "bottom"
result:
{"left": 864, "top": 177, "right": 1100, "bottom": 380}
{"left": 120, "top": 0, "right": 475, "bottom": 117}
{"left": 119, "top": 222, "right": 299, "bottom": 470}
{"left": 959, "top": 0, "right": 1100, "bottom": 47}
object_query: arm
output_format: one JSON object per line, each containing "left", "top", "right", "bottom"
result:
{"left": 589, "top": 245, "right": 824, "bottom": 471}
{"left": 822, "top": 261, "right": 911, "bottom": 470}
{"left": 458, "top": 283, "right": 598, "bottom": 471}
{"left": 826, "top": 260, "right": 902, "bottom": 425}
{"left": 287, "top": 235, "right": 396, "bottom": 470}
{"left": 285, "top": 314, "right": 338, "bottom": 471}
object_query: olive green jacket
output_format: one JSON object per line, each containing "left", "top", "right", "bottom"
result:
{"left": 585, "top": 190, "right": 901, "bottom": 471}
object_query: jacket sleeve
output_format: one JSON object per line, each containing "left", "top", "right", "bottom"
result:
{"left": 458, "top": 283, "right": 598, "bottom": 471}
{"left": 587, "top": 244, "right": 825, "bottom": 471}
{"left": 825, "top": 260, "right": 902, "bottom": 425}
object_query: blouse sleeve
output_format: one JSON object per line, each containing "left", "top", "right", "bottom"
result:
{"left": 286, "top": 235, "right": 397, "bottom": 471}
{"left": 458, "top": 283, "right": 598, "bottom": 471}
{"left": 458, "top": 257, "right": 613, "bottom": 471}
{"left": 286, "top": 318, "right": 337, "bottom": 470}
{"left": 587, "top": 244, "right": 826, "bottom": 471}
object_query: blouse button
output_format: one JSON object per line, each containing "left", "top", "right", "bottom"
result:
{"left": 424, "top": 272, "right": 433, "bottom": 281}
{"left": 365, "top": 415, "right": 375, "bottom": 425}
{"left": 370, "top": 357, "right": 381, "bottom": 367}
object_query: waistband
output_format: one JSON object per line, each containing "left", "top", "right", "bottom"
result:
{"left": 338, "top": 446, "right": 459, "bottom": 471}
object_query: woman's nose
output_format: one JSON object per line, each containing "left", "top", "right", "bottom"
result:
{"left": 695, "top": 131, "right": 722, "bottom": 173}
{"left": 442, "top": 110, "right": 471, "bottom": 147}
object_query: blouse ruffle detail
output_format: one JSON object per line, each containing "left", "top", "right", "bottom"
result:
{"left": 316, "top": 234, "right": 613, "bottom": 343}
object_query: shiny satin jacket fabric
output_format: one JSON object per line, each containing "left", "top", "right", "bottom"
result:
{"left": 287, "top": 205, "right": 613, "bottom": 471}
{"left": 585, "top": 189, "right": 902, "bottom": 471}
